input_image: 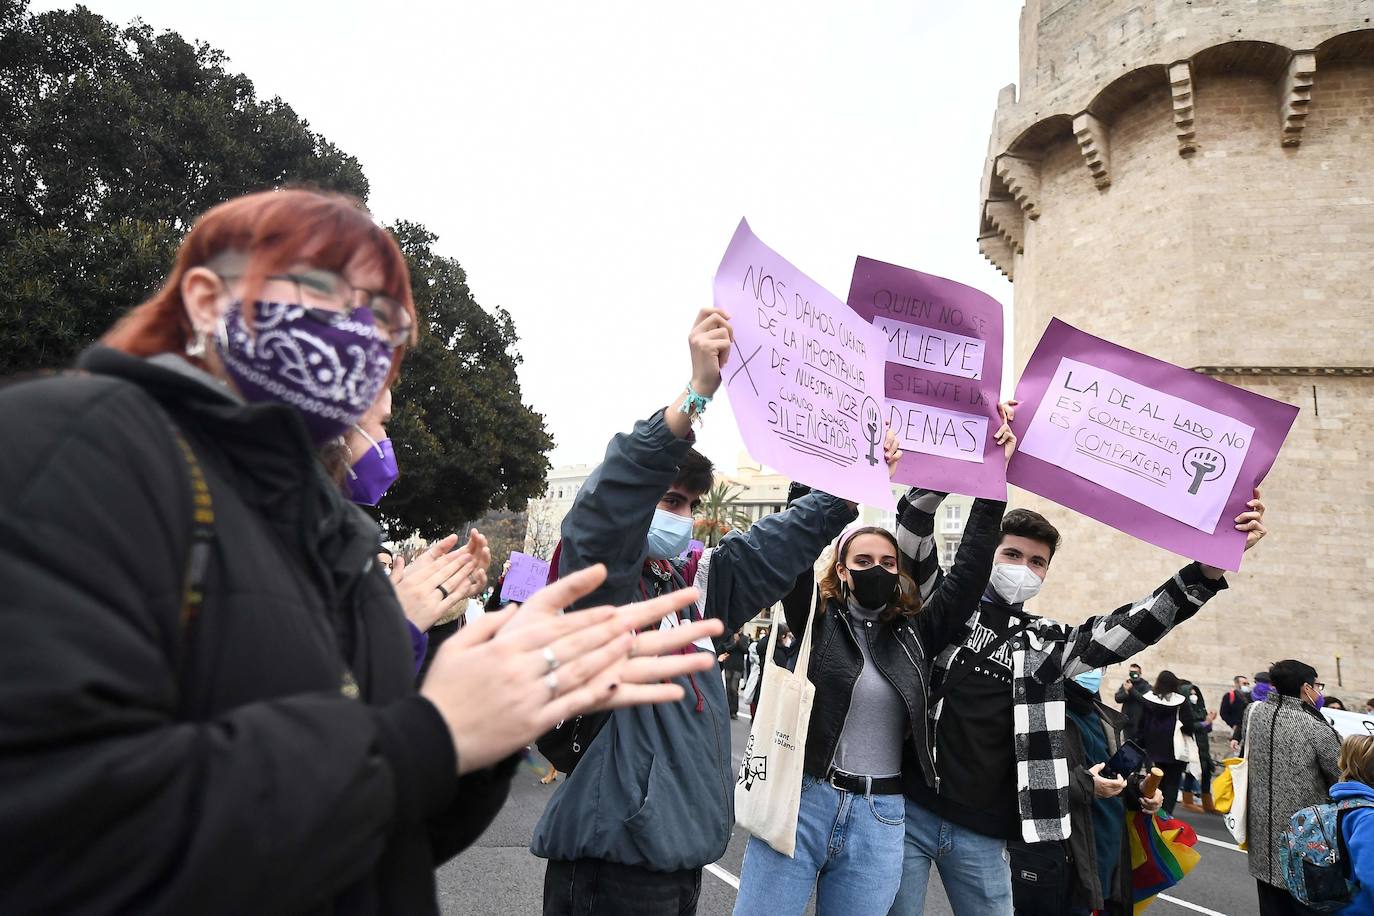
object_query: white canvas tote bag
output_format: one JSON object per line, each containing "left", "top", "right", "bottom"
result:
{"left": 733, "top": 591, "right": 818, "bottom": 857}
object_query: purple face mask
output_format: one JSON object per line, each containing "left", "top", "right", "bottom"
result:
{"left": 346, "top": 427, "right": 399, "bottom": 506}
{"left": 217, "top": 300, "right": 393, "bottom": 444}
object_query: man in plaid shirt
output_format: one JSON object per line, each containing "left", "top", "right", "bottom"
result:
{"left": 887, "top": 487, "right": 1267, "bottom": 915}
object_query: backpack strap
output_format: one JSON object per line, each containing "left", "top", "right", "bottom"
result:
{"left": 164, "top": 420, "right": 216, "bottom": 642}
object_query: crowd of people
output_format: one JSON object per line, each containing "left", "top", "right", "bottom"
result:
{"left": 0, "top": 189, "right": 1368, "bottom": 916}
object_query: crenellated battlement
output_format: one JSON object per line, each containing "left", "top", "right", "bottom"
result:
{"left": 979, "top": 28, "right": 1374, "bottom": 282}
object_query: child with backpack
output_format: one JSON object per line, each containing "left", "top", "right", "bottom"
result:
{"left": 1330, "top": 735, "right": 1374, "bottom": 914}
{"left": 1280, "top": 734, "right": 1374, "bottom": 913}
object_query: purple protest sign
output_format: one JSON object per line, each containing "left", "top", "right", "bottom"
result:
{"left": 1007, "top": 319, "right": 1298, "bottom": 570}
{"left": 500, "top": 551, "right": 552, "bottom": 603}
{"left": 714, "top": 219, "right": 895, "bottom": 509}
{"left": 847, "top": 257, "right": 1007, "bottom": 499}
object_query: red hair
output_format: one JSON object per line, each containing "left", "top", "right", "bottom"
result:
{"left": 103, "top": 188, "right": 417, "bottom": 378}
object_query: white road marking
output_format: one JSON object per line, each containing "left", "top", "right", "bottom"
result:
{"left": 705, "top": 863, "right": 740, "bottom": 889}
{"left": 1158, "top": 894, "right": 1229, "bottom": 916}
{"left": 1194, "top": 833, "right": 1243, "bottom": 853}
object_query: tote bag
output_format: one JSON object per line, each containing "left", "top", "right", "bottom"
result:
{"left": 734, "top": 592, "right": 818, "bottom": 857}
{"left": 1221, "top": 756, "right": 1249, "bottom": 849}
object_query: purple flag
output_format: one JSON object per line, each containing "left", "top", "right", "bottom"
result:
{"left": 713, "top": 219, "right": 895, "bottom": 509}
{"left": 848, "top": 256, "right": 1007, "bottom": 499}
{"left": 500, "top": 551, "right": 552, "bottom": 603}
{"left": 1007, "top": 319, "right": 1298, "bottom": 570}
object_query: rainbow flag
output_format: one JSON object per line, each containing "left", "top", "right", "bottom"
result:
{"left": 1129, "top": 812, "right": 1201, "bottom": 914}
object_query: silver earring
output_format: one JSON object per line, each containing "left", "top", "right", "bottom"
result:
{"left": 186, "top": 327, "right": 208, "bottom": 358}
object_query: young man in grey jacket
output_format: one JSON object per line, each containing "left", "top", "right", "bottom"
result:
{"left": 531, "top": 308, "right": 861, "bottom": 915}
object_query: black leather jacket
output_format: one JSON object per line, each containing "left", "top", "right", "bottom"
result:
{"left": 782, "top": 496, "right": 1006, "bottom": 790}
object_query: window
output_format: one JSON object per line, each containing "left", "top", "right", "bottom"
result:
{"left": 944, "top": 504, "right": 962, "bottom": 522}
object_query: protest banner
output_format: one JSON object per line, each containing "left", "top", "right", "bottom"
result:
{"left": 847, "top": 256, "right": 1006, "bottom": 498}
{"left": 500, "top": 551, "right": 552, "bottom": 603}
{"left": 1324, "top": 708, "right": 1374, "bottom": 740}
{"left": 1007, "top": 319, "right": 1298, "bottom": 570}
{"left": 714, "top": 219, "right": 894, "bottom": 509}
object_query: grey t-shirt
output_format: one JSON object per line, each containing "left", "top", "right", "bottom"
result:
{"left": 831, "top": 599, "right": 908, "bottom": 778}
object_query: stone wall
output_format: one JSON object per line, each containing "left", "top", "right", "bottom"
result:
{"left": 981, "top": 4, "right": 1374, "bottom": 703}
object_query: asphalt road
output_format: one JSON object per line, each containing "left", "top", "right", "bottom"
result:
{"left": 439, "top": 713, "right": 1259, "bottom": 915}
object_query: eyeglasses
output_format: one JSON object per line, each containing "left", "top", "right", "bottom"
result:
{"left": 220, "top": 269, "right": 413, "bottom": 347}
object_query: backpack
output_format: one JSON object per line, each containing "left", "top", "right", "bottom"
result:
{"left": 1281, "top": 798, "right": 1374, "bottom": 911}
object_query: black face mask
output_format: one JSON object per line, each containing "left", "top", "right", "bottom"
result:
{"left": 844, "top": 566, "right": 899, "bottom": 610}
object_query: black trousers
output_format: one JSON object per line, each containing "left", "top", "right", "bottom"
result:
{"left": 544, "top": 858, "right": 702, "bottom": 916}
{"left": 1158, "top": 761, "right": 1187, "bottom": 816}
{"left": 1256, "top": 879, "right": 1324, "bottom": 915}
{"left": 723, "top": 670, "right": 742, "bottom": 716}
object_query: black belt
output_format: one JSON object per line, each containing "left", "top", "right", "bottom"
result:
{"left": 826, "top": 767, "right": 903, "bottom": 796}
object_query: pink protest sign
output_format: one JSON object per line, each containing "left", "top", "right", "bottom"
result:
{"left": 500, "top": 551, "right": 552, "bottom": 603}
{"left": 1007, "top": 319, "right": 1298, "bottom": 570}
{"left": 847, "top": 257, "right": 1007, "bottom": 498}
{"left": 714, "top": 219, "right": 895, "bottom": 509}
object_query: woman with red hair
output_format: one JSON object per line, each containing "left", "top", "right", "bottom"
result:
{"left": 0, "top": 189, "right": 721, "bottom": 914}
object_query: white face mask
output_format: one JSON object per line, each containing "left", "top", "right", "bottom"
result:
{"left": 989, "top": 562, "right": 1043, "bottom": 605}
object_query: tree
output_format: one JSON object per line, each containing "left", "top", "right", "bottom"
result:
{"left": 0, "top": 1, "right": 553, "bottom": 537}
{"left": 0, "top": 0, "right": 368, "bottom": 377}
{"left": 379, "top": 222, "right": 552, "bottom": 537}
{"left": 694, "top": 482, "right": 752, "bottom": 547}
{"left": 523, "top": 497, "right": 562, "bottom": 560}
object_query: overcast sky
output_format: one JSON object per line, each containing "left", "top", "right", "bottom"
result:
{"left": 37, "top": 0, "right": 1022, "bottom": 471}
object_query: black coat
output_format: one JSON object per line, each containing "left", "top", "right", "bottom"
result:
{"left": 1114, "top": 678, "right": 1149, "bottom": 738}
{"left": 783, "top": 497, "right": 1005, "bottom": 788}
{"left": 0, "top": 348, "right": 513, "bottom": 915}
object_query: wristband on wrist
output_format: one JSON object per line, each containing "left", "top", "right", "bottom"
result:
{"left": 678, "top": 383, "right": 712, "bottom": 424}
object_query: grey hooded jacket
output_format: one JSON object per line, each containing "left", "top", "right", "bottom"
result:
{"left": 529, "top": 410, "right": 857, "bottom": 872}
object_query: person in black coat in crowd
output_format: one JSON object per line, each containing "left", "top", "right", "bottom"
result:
{"left": 717, "top": 627, "right": 749, "bottom": 718}
{"left": 1114, "top": 662, "right": 1150, "bottom": 739}
{"left": 0, "top": 189, "right": 719, "bottom": 915}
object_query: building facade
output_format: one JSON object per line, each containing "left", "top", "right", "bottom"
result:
{"left": 979, "top": 0, "right": 1373, "bottom": 704}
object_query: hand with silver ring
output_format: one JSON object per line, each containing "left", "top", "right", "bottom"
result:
{"left": 388, "top": 529, "right": 491, "bottom": 632}
{"left": 419, "top": 564, "right": 724, "bottom": 775}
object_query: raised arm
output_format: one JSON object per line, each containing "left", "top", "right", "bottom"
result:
{"left": 557, "top": 410, "right": 694, "bottom": 610}
{"left": 1049, "top": 563, "right": 1228, "bottom": 681}
{"left": 912, "top": 496, "right": 1006, "bottom": 651}
{"left": 706, "top": 489, "right": 858, "bottom": 635}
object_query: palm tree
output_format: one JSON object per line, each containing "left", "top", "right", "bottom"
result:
{"left": 694, "top": 482, "right": 752, "bottom": 547}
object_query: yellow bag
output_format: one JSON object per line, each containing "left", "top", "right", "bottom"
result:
{"left": 1211, "top": 756, "right": 1243, "bottom": 815}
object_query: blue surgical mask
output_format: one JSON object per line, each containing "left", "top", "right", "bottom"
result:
{"left": 646, "top": 508, "right": 694, "bottom": 560}
{"left": 1073, "top": 668, "right": 1104, "bottom": 694}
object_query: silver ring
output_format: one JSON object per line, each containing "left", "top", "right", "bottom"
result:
{"left": 436, "top": 584, "right": 449, "bottom": 599}
{"left": 544, "top": 672, "right": 559, "bottom": 698}
{"left": 543, "top": 647, "right": 559, "bottom": 672}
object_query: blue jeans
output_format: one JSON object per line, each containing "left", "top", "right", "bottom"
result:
{"left": 733, "top": 774, "right": 905, "bottom": 916}
{"left": 887, "top": 799, "right": 1013, "bottom": 916}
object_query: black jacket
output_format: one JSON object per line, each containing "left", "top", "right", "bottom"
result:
{"left": 783, "top": 496, "right": 1005, "bottom": 788}
{"left": 717, "top": 632, "right": 748, "bottom": 673}
{"left": 1114, "top": 678, "right": 1149, "bottom": 738}
{"left": 0, "top": 348, "right": 512, "bottom": 915}
{"left": 1219, "top": 688, "right": 1249, "bottom": 730}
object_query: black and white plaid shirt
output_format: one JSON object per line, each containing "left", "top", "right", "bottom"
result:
{"left": 897, "top": 487, "right": 1228, "bottom": 843}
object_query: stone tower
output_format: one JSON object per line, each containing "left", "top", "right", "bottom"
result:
{"left": 980, "top": 1, "right": 1374, "bottom": 702}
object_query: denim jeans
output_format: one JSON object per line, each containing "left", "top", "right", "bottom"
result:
{"left": 887, "top": 799, "right": 1013, "bottom": 916}
{"left": 733, "top": 774, "right": 906, "bottom": 916}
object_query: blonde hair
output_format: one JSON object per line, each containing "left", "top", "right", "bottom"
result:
{"left": 817, "top": 526, "right": 923, "bottom": 624}
{"left": 1340, "top": 735, "right": 1374, "bottom": 784}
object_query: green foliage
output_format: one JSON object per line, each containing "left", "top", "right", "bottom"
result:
{"left": 694, "top": 482, "right": 752, "bottom": 547}
{"left": 0, "top": 0, "right": 553, "bottom": 537}
{"left": 380, "top": 223, "right": 553, "bottom": 536}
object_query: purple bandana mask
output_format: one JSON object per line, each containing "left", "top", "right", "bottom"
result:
{"left": 346, "top": 427, "right": 400, "bottom": 506}
{"left": 216, "top": 300, "right": 394, "bottom": 444}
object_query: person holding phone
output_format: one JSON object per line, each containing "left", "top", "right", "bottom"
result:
{"left": 1062, "top": 668, "right": 1164, "bottom": 916}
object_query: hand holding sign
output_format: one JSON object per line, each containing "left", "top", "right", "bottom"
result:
{"left": 689, "top": 307, "right": 734, "bottom": 398}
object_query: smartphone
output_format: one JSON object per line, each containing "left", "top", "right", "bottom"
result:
{"left": 1100, "top": 739, "right": 1146, "bottom": 780}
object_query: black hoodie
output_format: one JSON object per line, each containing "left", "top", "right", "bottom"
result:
{"left": 0, "top": 348, "right": 512, "bottom": 915}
